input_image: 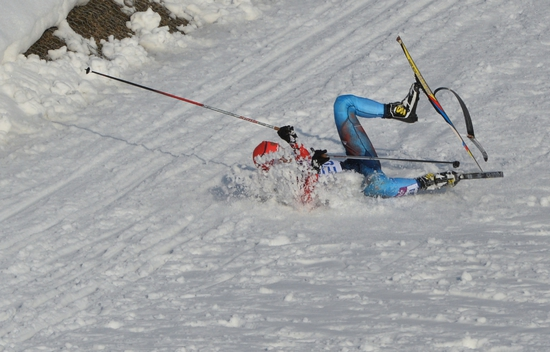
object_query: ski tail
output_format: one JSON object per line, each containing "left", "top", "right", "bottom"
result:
{"left": 458, "top": 171, "right": 503, "bottom": 180}
{"left": 396, "top": 36, "right": 435, "bottom": 98}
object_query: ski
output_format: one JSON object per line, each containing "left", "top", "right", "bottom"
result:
{"left": 458, "top": 171, "right": 503, "bottom": 180}
{"left": 396, "top": 36, "right": 484, "bottom": 172}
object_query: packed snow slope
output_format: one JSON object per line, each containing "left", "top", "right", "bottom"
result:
{"left": 1, "top": 0, "right": 550, "bottom": 350}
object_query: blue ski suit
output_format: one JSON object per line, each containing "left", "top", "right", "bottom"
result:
{"left": 333, "top": 95, "right": 420, "bottom": 197}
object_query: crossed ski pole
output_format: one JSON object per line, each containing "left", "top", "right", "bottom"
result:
{"left": 86, "top": 68, "right": 460, "bottom": 168}
{"left": 326, "top": 154, "right": 459, "bottom": 168}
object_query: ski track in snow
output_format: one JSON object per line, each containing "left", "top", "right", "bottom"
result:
{"left": 1, "top": 0, "right": 550, "bottom": 350}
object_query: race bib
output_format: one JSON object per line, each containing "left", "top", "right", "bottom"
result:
{"left": 397, "top": 183, "right": 419, "bottom": 197}
{"left": 320, "top": 160, "right": 343, "bottom": 175}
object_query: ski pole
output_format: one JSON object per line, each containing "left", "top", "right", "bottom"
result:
{"left": 85, "top": 68, "right": 280, "bottom": 131}
{"left": 325, "top": 153, "right": 460, "bottom": 168}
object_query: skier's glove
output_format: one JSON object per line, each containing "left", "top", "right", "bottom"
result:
{"left": 311, "top": 149, "right": 329, "bottom": 171}
{"left": 277, "top": 125, "right": 297, "bottom": 144}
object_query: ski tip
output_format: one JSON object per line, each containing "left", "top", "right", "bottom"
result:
{"left": 396, "top": 36, "right": 402, "bottom": 42}
{"left": 85, "top": 67, "right": 91, "bottom": 74}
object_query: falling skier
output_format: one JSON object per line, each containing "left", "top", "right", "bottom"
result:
{"left": 252, "top": 83, "right": 459, "bottom": 201}
{"left": 85, "top": 68, "right": 499, "bottom": 203}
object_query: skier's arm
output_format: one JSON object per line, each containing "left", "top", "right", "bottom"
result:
{"left": 277, "top": 125, "right": 329, "bottom": 172}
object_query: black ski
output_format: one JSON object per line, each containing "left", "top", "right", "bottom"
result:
{"left": 458, "top": 171, "right": 503, "bottom": 180}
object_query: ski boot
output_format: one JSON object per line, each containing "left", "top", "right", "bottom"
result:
{"left": 384, "top": 82, "right": 420, "bottom": 123}
{"left": 416, "top": 171, "right": 459, "bottom": 190}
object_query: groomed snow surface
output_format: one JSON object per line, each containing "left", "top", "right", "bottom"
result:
{"left": 1, "top": 0, "right": 550, "bottom": 351}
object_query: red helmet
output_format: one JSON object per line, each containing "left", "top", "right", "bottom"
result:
{"left": 252, "top": 141, "right": 280, "bottom": 170}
